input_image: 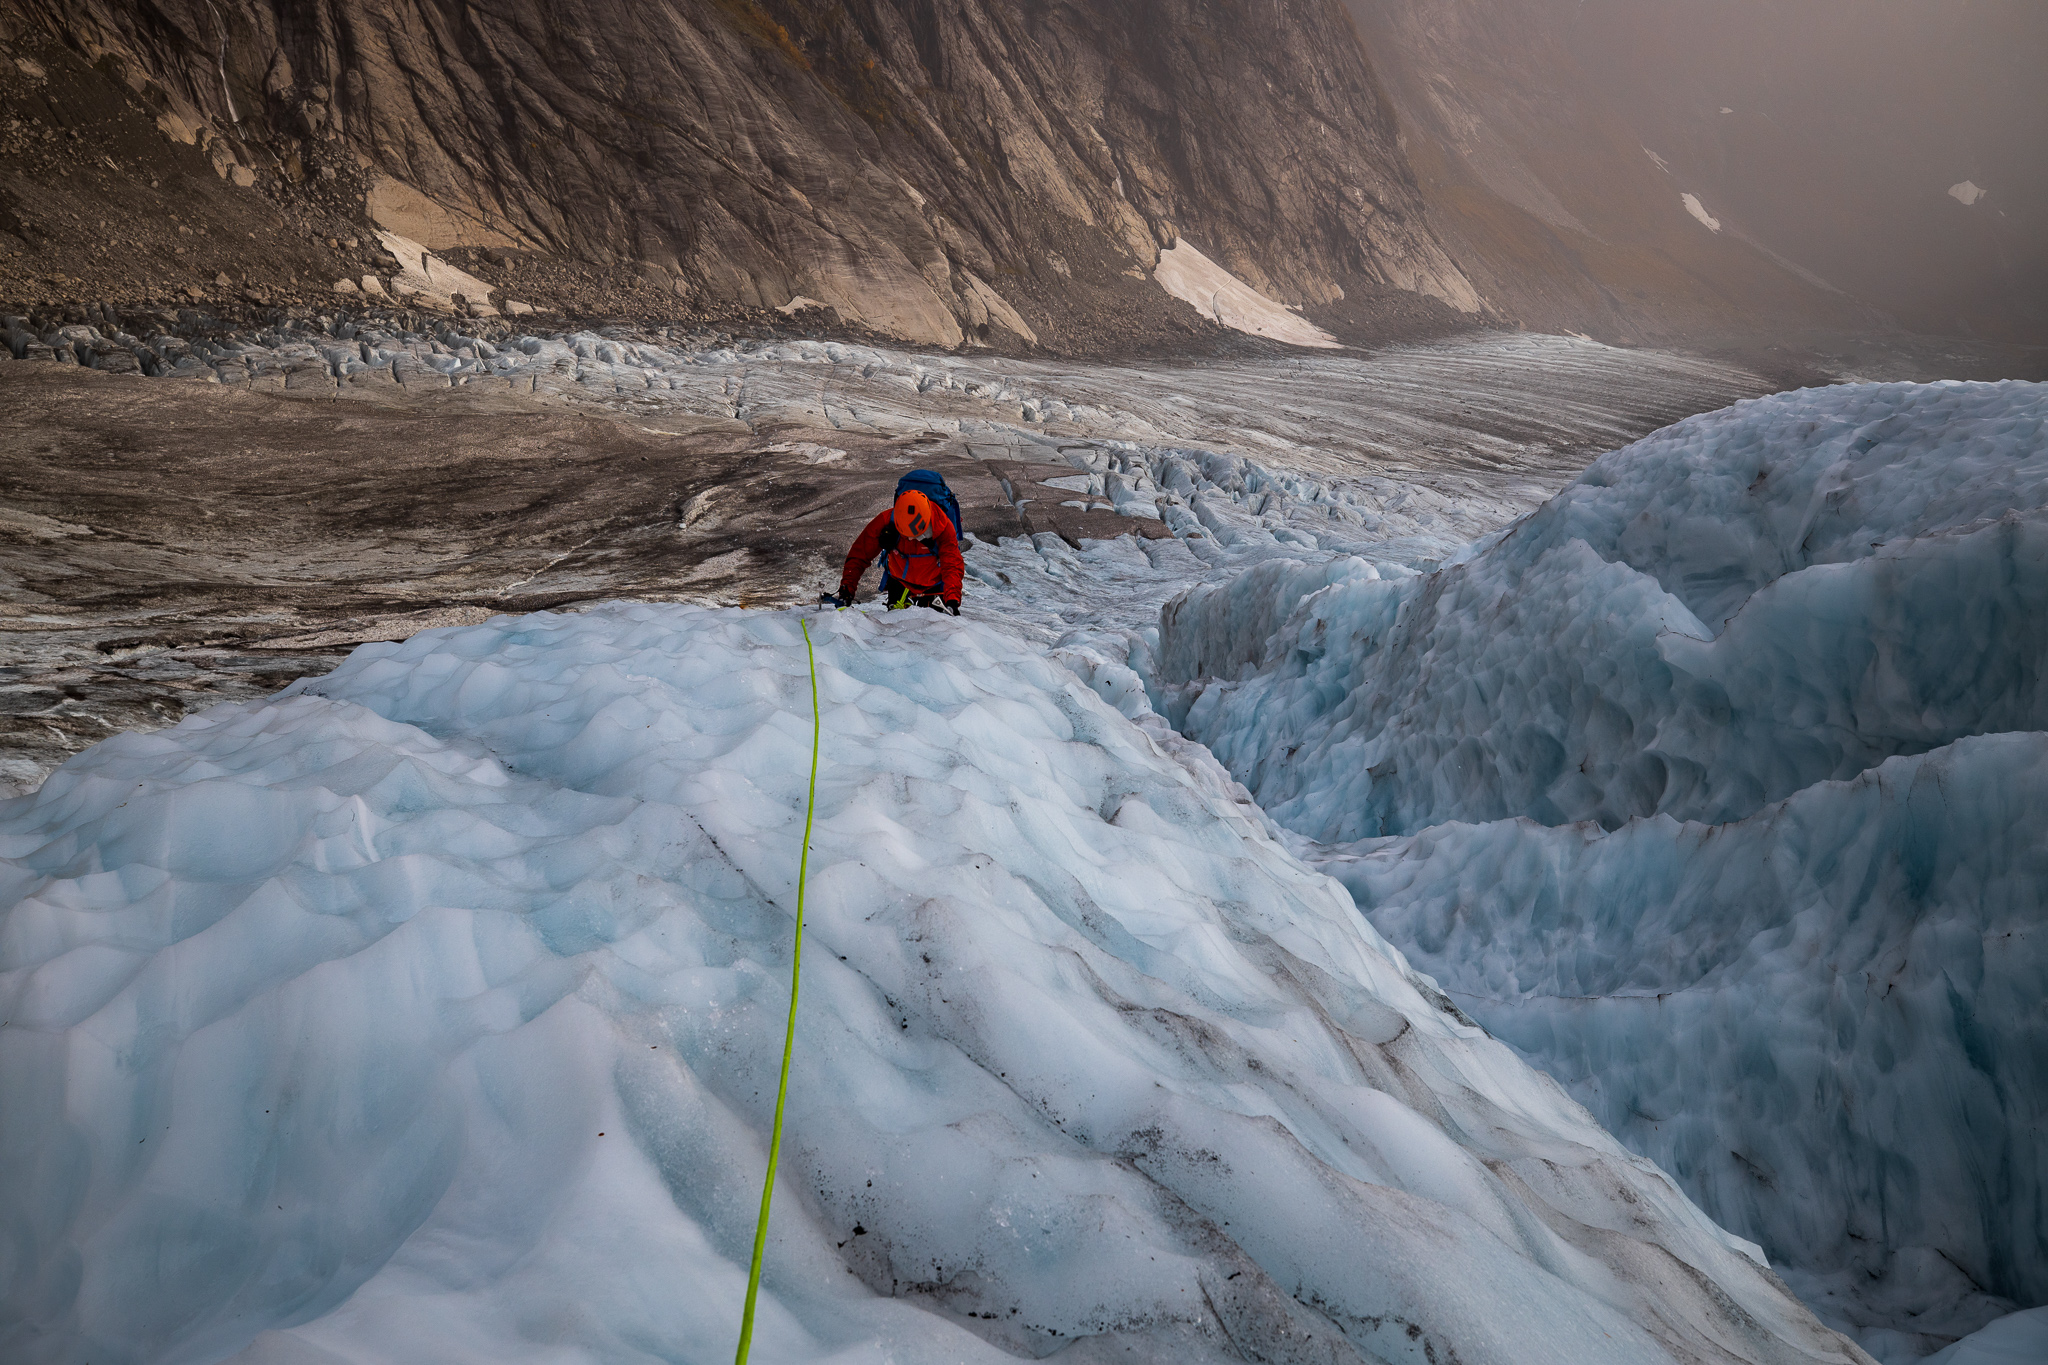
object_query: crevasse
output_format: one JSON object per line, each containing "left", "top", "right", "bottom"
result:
{"left": 1160, "top": 380, "right": 2048, "bottom": 1357}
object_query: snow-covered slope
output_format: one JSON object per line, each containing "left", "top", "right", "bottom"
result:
{"left": 0, "top": 605, "right": 1868, "bottom": 1365}
{"left": 1156, "top": 380, "right": 2048, "bottom": 1355}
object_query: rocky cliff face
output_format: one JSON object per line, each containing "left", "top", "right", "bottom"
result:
{"left": 0, "top": 0, "right": 1482, "bottom": 350}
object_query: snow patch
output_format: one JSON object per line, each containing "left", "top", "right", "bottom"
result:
{"left": 1948, "top": 180, "right": 1986, "bottom": 206}
{"left": 1681, "top": 193, "right": 1722, "bottom": 232}
{"left": 374, "top": 230, "right": 499, "bottom": 315}
{"left": 1153, "top": 239, "right": 1341, "bottom": 349}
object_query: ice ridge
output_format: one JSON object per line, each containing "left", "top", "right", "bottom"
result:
{"left": 0, "top": 605, "right": 1868, "bottom": 1365}
{"left": 1153, "top": 378, "right": 2048, "bottom": 1356}
{"left": 1166, "top": 381, "right": 2048, "bottom": 839}
{"left": 1318, "top": 734, "right": 2048, "bottom": 1353}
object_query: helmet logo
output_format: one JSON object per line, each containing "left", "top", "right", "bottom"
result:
{"left": 894, "top": 490, "right": 935, "bottom": 540}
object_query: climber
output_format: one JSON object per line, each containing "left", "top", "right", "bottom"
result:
{"left": 823, "top": 470, "right": 966, "bottom": 614}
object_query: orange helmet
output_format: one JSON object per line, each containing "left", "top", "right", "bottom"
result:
{"left": 893, "top": 489, "right": 938, "bottom": 540}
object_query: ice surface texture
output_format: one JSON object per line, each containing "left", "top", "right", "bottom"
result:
{"left": 0, "top": 606, "right": 1867, "bottom": 1365}
{"left": 1317, "top": 735, "right": 2047, "bottom": 1352}
{"left": 1924, "top": 1306, "right": 2048, "bottom": 1365}
{"left": 1171, "top": 380, "right": 2048, "bottom": 840}
{"left": 1159, "top": 380, "right": 2047, "bottom": 1350}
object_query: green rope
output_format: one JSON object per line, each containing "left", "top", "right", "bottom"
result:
{"left": 735, "top": 616, "right": 822, "bottom": 1365}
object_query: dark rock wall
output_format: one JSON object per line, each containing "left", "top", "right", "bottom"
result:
{"left": 0, "top": 0, "right": 1480, "bottom": 348}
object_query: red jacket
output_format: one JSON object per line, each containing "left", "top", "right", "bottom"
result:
{"left": 841, "top": 508, "right": 964, "bottom": 601}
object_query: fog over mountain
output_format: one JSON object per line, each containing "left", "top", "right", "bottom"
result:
{"left": 1562, "top": 0, "right": 2044, "bottom": 343}
{"left": 0, "top": 0, "right": 2035, "bottom": 353}
{"left": 1345, "top": 0, "right": 2045, "bottom": 345}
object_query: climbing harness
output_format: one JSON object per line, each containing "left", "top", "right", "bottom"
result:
{"left": 734, "top": 615, "right": 823, "bottom": 1365}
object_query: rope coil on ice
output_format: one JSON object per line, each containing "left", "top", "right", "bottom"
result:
{"left": 734, "top": 614, "right": 822, "bottom": 1364}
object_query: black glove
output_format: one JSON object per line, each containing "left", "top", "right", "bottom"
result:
{"left": 940, "top": 597, "right": 960, "bottom": 616}
{"left": 819, "top": 590, "right": 849, "bottom": 609}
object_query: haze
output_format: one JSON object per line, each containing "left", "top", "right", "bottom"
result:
{"left": 1349, "top": 0, "right": 2046, "bottom": 342}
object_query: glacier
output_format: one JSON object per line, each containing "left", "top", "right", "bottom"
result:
{"left": 1159, "top": 380, "right": 2048, "bottom": 1357}
{"left": 1926, "top": 1307, "right": 2048, "bottom": 1365}
{"left": 6, "top": 352, "right": 2036, "bottom": 1363}
{"left": 0, "top": 604, "right": 1872, "bottom": 1365}
{"left": 1167, "top": 380, "right": 2048, "bottom": 839}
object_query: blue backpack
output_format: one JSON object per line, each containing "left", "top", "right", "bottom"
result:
{"left": 896, "top": 469, "right": 963, "bottom": 540}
